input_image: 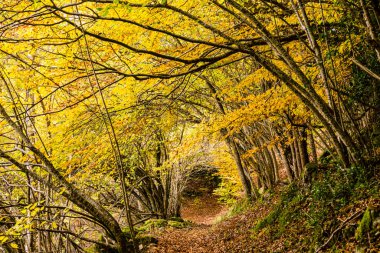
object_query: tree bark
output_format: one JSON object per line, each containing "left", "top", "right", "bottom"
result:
{"left": 203, "top": 77, "right": 256, "bottom": 200}
{"left": 221, "top": 0, "right": 361, "bottom": 166}
{"left": 0, "top": 104, "right": 128, "bottom": 253}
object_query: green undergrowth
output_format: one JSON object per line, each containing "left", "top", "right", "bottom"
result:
{"left": 253, "top": 183, "right": 305, "bottom": 237}
{"left": 214, "top": 198, "right": 254, "bottom": 223}
{"left": 251, "top": 163, "right": 379, "bottom": 252}
{"left": 133, "top": 217, "right": 192, "bottom": 234}
{"left": 228, "top": 198, "right": 254, "bottom": 216}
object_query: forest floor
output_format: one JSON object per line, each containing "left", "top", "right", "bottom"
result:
{"left": 144, "top": 187, "right": 379, "bottom": 253}
{"left": 145, "top": 192, "right": 277, "bottom": 253}
{"left": 180, "top": 191, "right": 228, "bottom": 225}
{"left": 143, "top": 166, "right": 380, "bottom": 253}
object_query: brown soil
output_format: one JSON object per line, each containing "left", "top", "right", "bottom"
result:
{"left": 145, "top": 198, "right": 276, "bottom": 253}
{"left": 180, "top": 194, "right": 228, "bottom": 225}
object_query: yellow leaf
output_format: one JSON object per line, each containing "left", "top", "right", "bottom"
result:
{"left": 10, "top": 243, "right": 19, "bottom": 249}
{"left": 58, "top": 188, "right": 65, "bottom": 195}
{"left": 30, "top": 202, "right": 38, "bottom": 210}
{"left": 0, "top": 236, "right": 8, "bottom": 243}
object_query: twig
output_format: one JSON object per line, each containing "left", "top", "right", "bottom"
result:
{"left": 315, "top": 210, "right": 362, "bottom": 253}
{"left": 351, "top": 58, "right": 380, "bottom": 81}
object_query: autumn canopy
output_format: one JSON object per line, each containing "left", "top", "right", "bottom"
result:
{"left": 0, "top": 0, "right": 379, "bottom": 252}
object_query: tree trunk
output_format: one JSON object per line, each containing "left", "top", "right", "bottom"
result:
{"left": 278, "top": 145, "right": 294, "bottom": 182}
{"left": 221, "top": 0, "right": 361, "bottom": 166}
{"left": 226, "top": 135, "right": 255, "bottom": 200}
{"left": 203, "top": 77, "right": 256, "bottom": 200}
{"left": 0, "top": 104, "right": 128, "bottom": 253}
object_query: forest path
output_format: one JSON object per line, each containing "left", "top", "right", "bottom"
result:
{"left": 180, "top": 192, "right": 228, "bottom": 225}
{"left": 145, "top": 172, "right": 262, "bottom": 253}
{"left": 145, "top": 193, "right": 268, "bottom": 253}
{"left": 144, "top": 185, "right": 281, "bottom": 253}
{"left": 145, "top": 193, "right": 233, "bottom": 253}
{"left": 145, "top": 205, "right": 268, "bottom": 253}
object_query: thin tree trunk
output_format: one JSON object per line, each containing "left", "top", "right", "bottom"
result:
{"left": 299, "top": 128, "right": 310, "bottom": 168}
{"left": 0, "top": 104, "right": 128, "bottom": 253}
{"left": 226, "top": 135, "right": 255, "bottom": 199}
{"left": 360, "top": 0, "right": 380, "bottom": 62}
{"left": 219, "top": 0, "right": 361, "bottom": 165}
{"left": 290, "top": 138, "right": 298, "bottom": 180}
{"left": 309, "top": 128, "right": 318, "bottom": 164}
{"left": 203, "top": 76, "right": 256, "bottom": 200}
{"left": 278, "top": 145, "right": 294, "bottom": 182}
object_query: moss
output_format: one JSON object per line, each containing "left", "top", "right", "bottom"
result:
{"left": 253, "top": 184, "right": 303, "bottom": 235}
{"left": 253, "top": 205, "right": 281, "bottom": 233}
{"left": 137, "top": 218, "right": 190, "bottom": 232}
{"left": 137, "top": 219, "right": 168, "bottom": 232}
{"left": 168, "top": 220, "right": 188, "bottom": 228}
{"left": 355, "top": 208, "right": 373, "bottom": 241}
{"left": 149, "top": 219, "right": 168, "bottom": 227}
{"left": 169, "top": 217, "right": 184, "bottom": 222}
{"left": 135, "top": 235, "right": 158, "bottom": 244}
{"left": 84, "top": 245, "right": 97, "bottom": 253}
{"left": 250, "top": 163, "right": 379, "bottom": 251}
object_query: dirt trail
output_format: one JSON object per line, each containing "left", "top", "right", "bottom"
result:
{"left": 145, "top": 208, "right": 263, "bottom": 253}
{"left": 144, "top": 191, "right": 280, "bottom": 253}
{"left": 145, "top": 194, "right": 258, "bottom": 253}
{"left": 145, "top": 194, "right": 227, "bottom": 252}
{"left": 180, "top": 193, "right": 228, "bottom": 225}
{"left": 145, "top": 173, "right": 262, "bottom": 253}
